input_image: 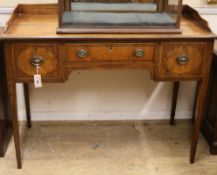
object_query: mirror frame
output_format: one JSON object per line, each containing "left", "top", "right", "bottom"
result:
{"left": 57, "top": 0, "right": 183, "bottom": 34}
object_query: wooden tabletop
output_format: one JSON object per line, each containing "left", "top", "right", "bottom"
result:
{"left": 0, "top": 4, "right": 216, "bottom": 40}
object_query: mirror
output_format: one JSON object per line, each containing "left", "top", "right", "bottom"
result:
{"left": 58, "top": 0, "right": 182, "bottom": 33}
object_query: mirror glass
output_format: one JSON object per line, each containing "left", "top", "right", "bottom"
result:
{"left": 62, "top": 0, "right": 179, "bottom": 27}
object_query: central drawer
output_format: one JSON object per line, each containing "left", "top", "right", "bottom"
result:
{"left": 66, "top": 44, "right": 157, "bottom": 63}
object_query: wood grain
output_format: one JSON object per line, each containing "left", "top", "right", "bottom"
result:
{"left": 66, "top": 43, "right": 157, "bottom": 62}
{"left": 12, "top": 43, "right": 61, "bottom": 81}
{"left": 158, "top": 42, "right": 207, "bottom": 80}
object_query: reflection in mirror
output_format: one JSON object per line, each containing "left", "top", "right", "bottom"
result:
{"left": 62, "top": 0, "right": 178, "bottom": 27}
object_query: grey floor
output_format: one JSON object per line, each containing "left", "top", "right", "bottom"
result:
{"left": 0, "top": 121, "right": 217, "bottom": 175}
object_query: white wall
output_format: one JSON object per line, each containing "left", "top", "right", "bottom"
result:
{"left": 0, "top": 0, "right": 216, "bottom": 121}
{"left": 16, "top": 72, "right": 196, "bottom": 121}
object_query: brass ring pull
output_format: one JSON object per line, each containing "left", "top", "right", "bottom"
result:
{"left": 176, "top": 55, "right": 189, "bottom": 65}
{"left": 78, "top": 49, "right": 88, "bottom": 58}
{"left": 135, "top": 49, "right": 145, "bottom": 57}
{"left": 30, "top": 55, "right": 44, "bottom": 67}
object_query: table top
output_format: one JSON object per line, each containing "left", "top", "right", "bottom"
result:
{"left": 0, "top": 4, "right": 216, "bottom": 41}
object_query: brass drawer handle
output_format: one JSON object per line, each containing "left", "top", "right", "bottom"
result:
{"left": 78, "top": 49, "right": 88, "bottom": 58}
{"left": 176, "top": 55, "right": 189, "bottom": 65}
{"left": 30, "top": 55, "right": 44, "bottom": 67}
{"left": 135, "top": 49, "right": 145, "bottom": 57}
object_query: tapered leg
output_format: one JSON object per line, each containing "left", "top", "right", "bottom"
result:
{"left": 24, "top": 84, "right": 31, "bottom": 128}
{"left": 190, "top": 80, "right": 209, "bottom": 163}
{"left": 8, "top": 82, "right": 22, "bottom": 169}
{"left": 5, "top": 44, "right": 22, "bottom": 168}
{"left": 192, "top": 82, "right": 199, "bottom": 124}
{"left": 189, "top": 42, "right": 214, "bottom": 163}
{"left": 170, "top": 82, "right": 180, "bottom": 125}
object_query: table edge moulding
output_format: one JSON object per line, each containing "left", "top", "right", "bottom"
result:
{"left": 0, "top": 3, "right": 216, "bottom": 169}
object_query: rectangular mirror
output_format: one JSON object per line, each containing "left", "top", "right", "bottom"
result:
{"left": 57, "top": 0, "right": 183, "bottom": 34}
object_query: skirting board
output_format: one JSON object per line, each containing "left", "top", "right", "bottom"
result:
{"left": 18, "top": 110, "right": 193, "bottom": 121}
{"left": 19, "top": 119, "right": 192, "bottom": 126}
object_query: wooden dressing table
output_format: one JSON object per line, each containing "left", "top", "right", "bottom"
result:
{"left": 0, "top": 3, "right": 216, "bottom": 169}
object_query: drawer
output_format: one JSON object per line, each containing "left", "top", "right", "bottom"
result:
{"left": 158, "top": 42, "right": 207, "bottom": 79}
{"left": 66, "top": 44, "right": 157, "bottom": 63}
{"left": 12, "top": 44, "right": 61, "bottom": 80}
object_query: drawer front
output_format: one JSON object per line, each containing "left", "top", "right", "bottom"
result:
{"left": 158, "top": 42, "right": 207, "bottom": 79}
{"left": 66, "top": 44, "right": 157, "bottom": 63}
{"left": 12, "top": 44, "right": 61, "bottom": 80}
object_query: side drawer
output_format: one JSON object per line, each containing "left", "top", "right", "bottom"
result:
{"left": 66, "top": 44, "right": 157, "bottom": 63}
{"left": 158, "top": 42, "right": 207, "bottom": 79}
{"left": 12, "top": 44, "right": 61, "bottom": 81}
